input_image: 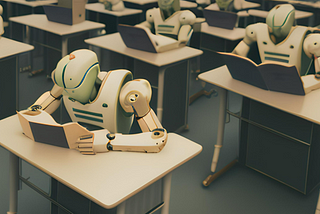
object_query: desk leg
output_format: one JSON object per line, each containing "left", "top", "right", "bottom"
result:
{"left": 116, "top": 201, "right": 126, "bottom": 214}
{"left": 61, "top": 38, "right": 68, "bottom": 58}
{"left": 157, "top": 67, "right": 166, "bottom": 123}
{"left": 203, "top": 87, "right": 237, "bottom": 186}
{"left": 315, "top": 190, "right": 320, "bottom": 214}
{"left": 7, "top": 153, "right": 19, "bottom": 214}
{"left": 161, "top": 173, "right": 172, "bottom": 214}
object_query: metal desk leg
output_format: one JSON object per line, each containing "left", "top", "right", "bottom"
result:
{"left": 203, "top": 87, "right": 237, "bottom": 186}
{"left": 61, "top": 38, "right": 68, "bottom": 58}
{"left": 161, "top": 173, "right": 172, "bottom": 214}
{"left": 157, "top": 67, "right": 166, "bottom": 123}
{"left": 7, "top": 153, "right": 19, "bottom": 214}
{"left": 315, "top": 190, "right": 320, "bottom": 214}
{"left": 117, "top": 201, "right": 126, "bottom": 214}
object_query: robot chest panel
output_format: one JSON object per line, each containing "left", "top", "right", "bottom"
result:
{"left": 257, "top": 31, "right": 304, "bottom": 65}
{"left": 154, "top": 12, "right": 181, "bottom": 35}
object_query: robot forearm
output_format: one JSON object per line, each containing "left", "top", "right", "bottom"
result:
{"left": 178, "top": 25, "right": 193, "bottom": 45}
{"left": 78, "top": 128, "right": 168, "bottom": 154}
{"left": 28, "top": 84, "right": 64, "bottom": 114}
{"left": 232, "top": 40, "right": 251, "bottom": 56}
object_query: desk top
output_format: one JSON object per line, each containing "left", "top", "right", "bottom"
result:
{"left": 9, "top": 14, "right": 105, "bottom": 36}
{"left": 180, "top": 0, "right": 197, "bottom": 8}
{"left": 199, "top": 65, "right": 320, "bottom": 125}
{"left": 1, "top": 0, "right": 57, "bottom": 7}
{"left": 85, "top": 33, "right": 203, "bottom": 67}
{"left": 248, "top": 9, "right": 313, "bottom": 19}
{"left": 0, "top": 37, "right": 34, "bottom": 59}
{"left": 123, "top": 0, "right": 157, "bottom": 5}
{"left": 86, "top": 3, "right": 143, "bottom": 16}
{"left": 201, "top": 22, "right": 245, "bottom": 41}
{"left": 0, "top": 114, "right": 202, "bottom": 209}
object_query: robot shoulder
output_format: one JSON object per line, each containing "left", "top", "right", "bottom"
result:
{"left": 245, "top": 23, "right": 265, "bottom": 41}
{"left": 145, "top": 8, "right": 158, "bottom": 23}
{"left": 179, "top": 10, "right": 196, "bottom": 25}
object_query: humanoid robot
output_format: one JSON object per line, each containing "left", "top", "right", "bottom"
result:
{"left": 232, "top": 4, "right": 320, "bottom": 77}
{"left": 0, "top": 5, "right": 4, "bottom": 37}
{"left": 19, "top": 49, "right": 168, "bottom": 155}
{"left": 136, "top": 0, "right": 196, "bottom": 46}
{"left": 99, "top": 0, "right": 125, "bottom": 11}
{"left": 196, "top": 0, "right": 244, "bottom": 12}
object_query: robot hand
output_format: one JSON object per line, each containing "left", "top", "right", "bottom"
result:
{"left": 77, "top": 128, "right": 168, "bottom": 154}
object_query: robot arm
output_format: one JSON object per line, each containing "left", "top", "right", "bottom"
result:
{"left": 178, "top": 11, "right": 196, "bottom": 45}
{"left": 303, "top": 33, "right": 320, "bottom": 75}
{"left": 78, "top": 128, "right": 167, "bottom": 154}
{"left": 27, "top": 82, "right": 64, "bottom": 115}
{"left": 232, "top": 24, "right": 258, "bottom": 56}
{"left": 0, "top": 5, "right": 4, "bottom": 37}
{"left": 135, "top": 9, "right": 155, "bottom": 31}
{"left": 99, "top": 0, "right": 125, "bottom": 11}
{"left": 119, "top": 79, "right": 163, "bottom": 132}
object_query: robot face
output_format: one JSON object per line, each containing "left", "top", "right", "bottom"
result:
{"left": 266, "top": 4, "right": 295, "bottom": 39}
{"left": 158, "top": 0, "right": 180, "bottom": 14}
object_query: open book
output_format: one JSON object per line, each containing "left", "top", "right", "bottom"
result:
{"left": 218, "top": 52, "right": 320, "bottom": 95}
{"left": 118, "top": 24, "right": 181, "bottom": 53}
{"left": 17, "top": 110, "right": 91, "bottom": 149}
{"left": 203, "top": 4, "right": 238, "bottom": 30}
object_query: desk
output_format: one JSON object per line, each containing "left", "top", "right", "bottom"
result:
{"left": 0, "top": 114, "right": 202, "bottom": 214}
{"left": 199, "top": 65, "right": 320, "bottom": 196}
{"left": 9, "top": 14, "right": 105, "bottom": 75}
{"left": 0, "top": 37, "right": 33, "bottom": 119}
{"left": 86, "top": 3, "right": 143, "bottom": 34}
{"left": 0, "top": 0, "right": 57, "bottom": 20}
{"left": 248, "top": 8, "right": 314, "bottom": 26}
{"left": 123, "top": 0, "right": 157, "bottom": 16}
{"left": 200, "top": 22, "right": 245, "bottom": 71}
{"left": 85, "top": 33, "right": 203, "bottom": 132}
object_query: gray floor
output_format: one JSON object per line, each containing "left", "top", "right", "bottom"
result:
{"left": 1, "top": 51, "right": 320, "bottom": 214}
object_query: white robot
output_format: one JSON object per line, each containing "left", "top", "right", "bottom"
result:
{"left": 232, "top": 4, "right": 320, "bottom": 77}
{"left": 99, "top": 0, "right": 125, "bottom": 11}
{"left": 196, "top": 0, "right": 245, "bottom": 12}
{"left": 0, "top": 5, "right": 4, "bottom": 37}
{"left": 19, "top": 49, "right": 168, "bottom": 155}
{"left": 136, "top": 0, "right": 196, "bottom": 46}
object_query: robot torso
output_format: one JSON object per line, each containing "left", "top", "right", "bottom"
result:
{"left": 63, "top": 69, "right": 134, "bottom": 134}
{"left": 147, "top": 8, "right": 194, "bottom": 39}
{"left": 250, "top": 23, "right": 309, "bottom": 73}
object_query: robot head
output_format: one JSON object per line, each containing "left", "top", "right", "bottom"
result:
{"left": 216, "top": 0, "right": 235, "bottom": 11}
{"left": 158, "top": 0, "right": 180, "bottom": 19}
{"left": 52, "top": 49, "right": 100, "bottom": 104}
{"left": 266, "top": 4, "right": 295, "bottom": 40}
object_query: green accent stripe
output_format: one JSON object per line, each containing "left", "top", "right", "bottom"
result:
{"left": 158, "top": 25, "right": 174, "bottom": 28}
{"left": 264, "top": 51, "right": 289, "bottom": 57}
{"left": 74, "top": 114, "right": 103, "bottom": 123}
{"left": 73, "top": 108, "right": 103, "bottom": 117}
{"left": 265, "top": 57, "right": 289, "bottom": 63}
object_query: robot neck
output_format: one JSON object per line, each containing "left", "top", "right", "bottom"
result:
{"left": 160, "top": 8, "right": 175, "bottom": 20}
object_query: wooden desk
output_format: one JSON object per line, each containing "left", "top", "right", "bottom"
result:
{"left": 86, "top": 3, "right": 143, "bottom": 34}
{"left": 0, "top": 37, "right": 33, "bottom": 119}
{"left": 199, "top": 65, "right": 320, "bottom": 196}
{"left": 9, "top": 14, "right": 105, "bottom": 75}
{"left": 0, "top": 114, "right": 202, "bottom": 214}
{"left": 85, "top": 33, "right": 203, "bottom": 132}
